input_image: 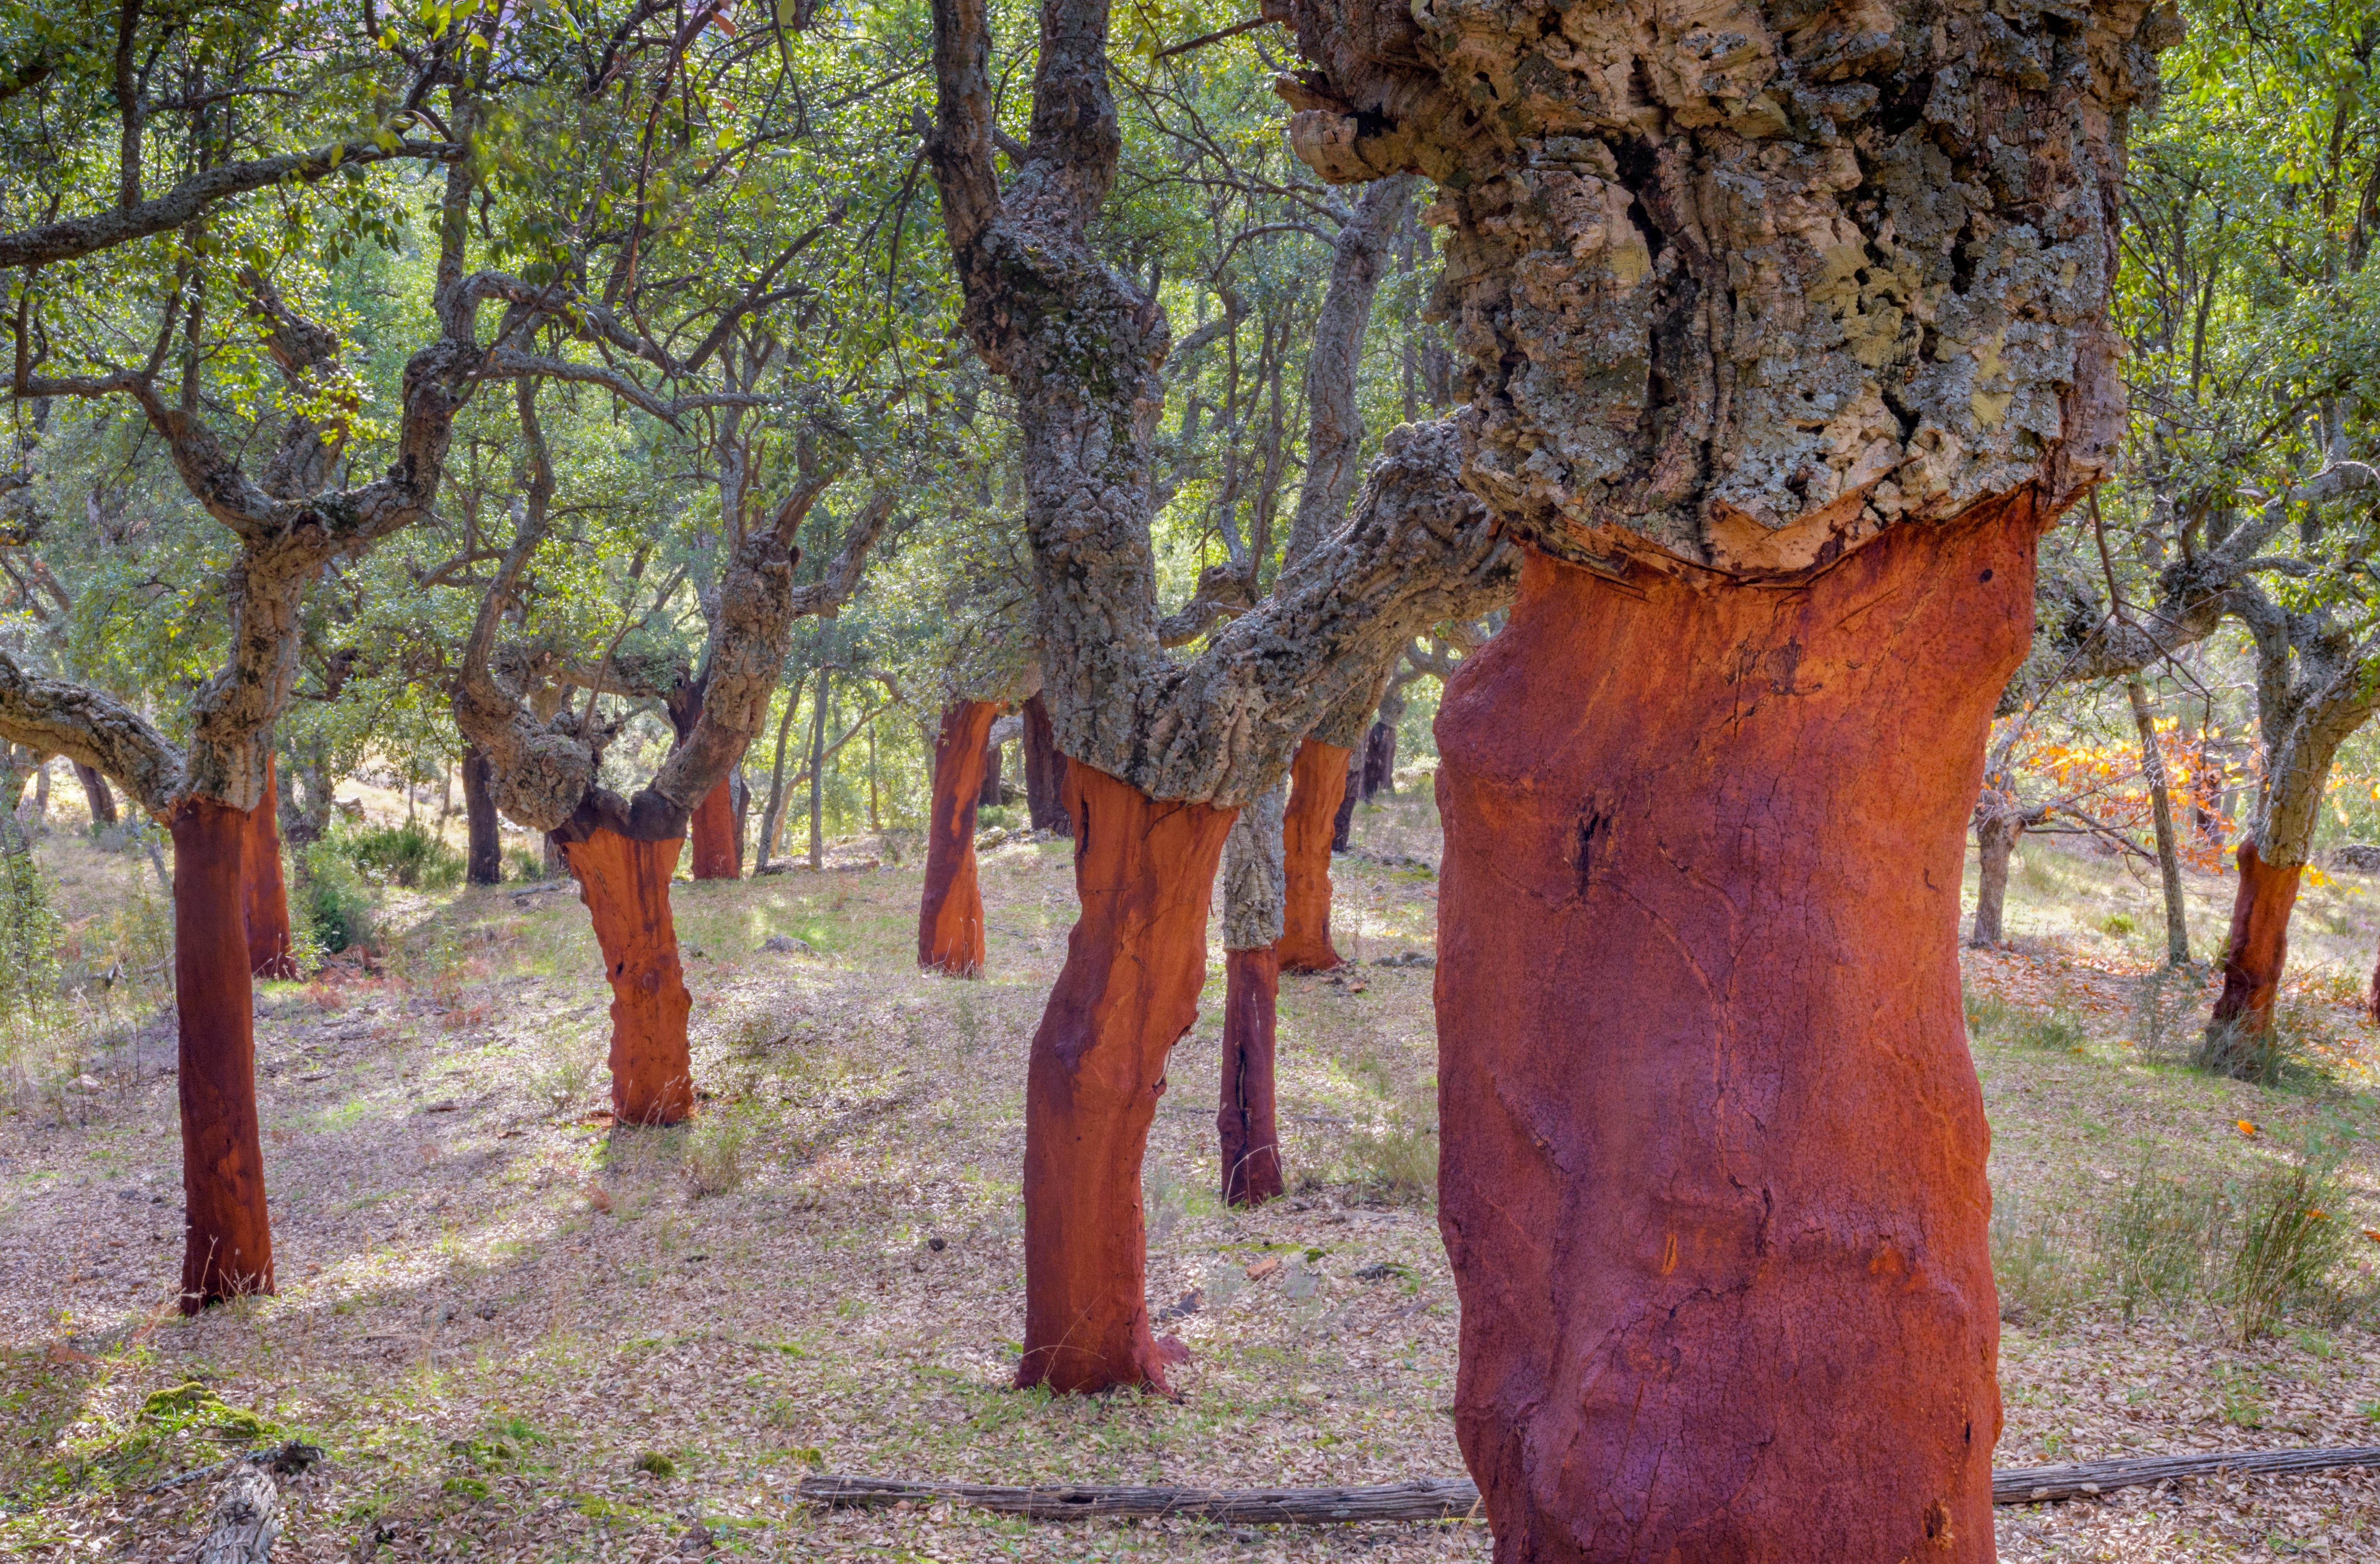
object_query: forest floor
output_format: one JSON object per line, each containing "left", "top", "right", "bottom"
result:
{"left": 1, "top": 786, "right": 2378, "bottom": 1561}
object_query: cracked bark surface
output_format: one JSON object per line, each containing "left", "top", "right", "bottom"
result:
{"left": 1219, "top": 784, "right": 1287, "bottom": 1206}
{"left": 1274, "top": 0, "right": 2169, "bottom": 1553}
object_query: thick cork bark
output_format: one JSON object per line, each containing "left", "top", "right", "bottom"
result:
{"left": 919, "top": 701, "right": 998, "bottom": 976}
{"left": 688, "top": 777, "right": 740, "bottom": 880}
{"left": 171, "top": 799, "right": 275, "bottom": 1311}
{"left": 1218, "top": 946, "right": 1285, "bottom": 1207}
{"left": 561, "top": 826, "right": 695, "bottom": 1125}
{"left": 2210, "top": 843, "right": 2303, "bottom": 1056}
{"left": 242, "top": 754, "right": 295, "bottom": 979}
{"left": 1277, "top": 739, "right": 1350, "bottom": 972}
{"left": 1435, "top": 505, "right": 2036, "bottom": 1561}
{"left": 1018, "top": 764, "right": 1235, "bottom": 1393}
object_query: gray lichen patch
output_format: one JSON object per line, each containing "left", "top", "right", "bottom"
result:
{"left": 1279, "top": 0, "right": 2178, "bottom": 574}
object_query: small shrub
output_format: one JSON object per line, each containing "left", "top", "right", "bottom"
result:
{"left": 531, "top": 1030, "right": 603, "bottom": 1112}
{"left": 2010, "top": 1007, "right": 2088, "bottom": 1052}
{"left": 1343, "top": 1106, "right": 1437, "bottom": 1207}
{"left": 633, "top": 1451, "right": 676, "bottom": 1478}
{"left": 300, "top": 842, "right": 380, "bottom": 954}
{"left": 2133, "top": 964, "right": 2204, "bottom": 1064}
{"left": 2096, "top": 1159, "right": 2223, "bottom": 1321}
{"left": 341, "top": 821, "right": 465, "bottom": 889}
{"left": 2228, "top": 1143, "right": 2355, "bottom": 1342}
{"left": 1962, "top": 984, "right": 2013, "bottom": 1043}
{"left": 2193, "top": 1013, "right": 2315, "bottom": 1087}
{"left": 2100, "top": 912, "right": 2137, "bottom": 937}
{"left": 504, "top": 847, "right": 546, "bottom": 883}
{"left": 684, "top": 1110, "right": 751, "bottom": 1197}
{"left": 1990, "top": 1195, "right": 2089, "bottom": 1325}
{"left": 0, "top": 830, "right": 63, "bottom": 1023}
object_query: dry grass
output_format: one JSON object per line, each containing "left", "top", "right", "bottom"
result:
{"left": 0, "top": 807, "right": 2373, "bottom": 1560}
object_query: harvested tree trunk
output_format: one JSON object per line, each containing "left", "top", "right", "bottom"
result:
{"left": 1435, "top": 506, "right": 2039, "bottom": 1560}
{"left": 1972, "top": 811, "right": 2022, "bottom": 949}
{"left": 2208, "top": 842, "right": 2303, "bottom": 1070}
{"left": 919, "top": 701, "right": 997, "bottom": 976}
{"left": 1022, "top": 694, "right": 1069, "bottom": 836}
{"left": 1019, "top": 764, "right": 1234, "bottom": 1393}
{"left": 799, "top": 1446, "right": 2380, "bottom": 1521}
{"left": 242, "top": 755, "right": 295, "bottom": 980}
{"left": 980, "top": 735, "right": 1005, "bottom": 808}
{"left": 558, "top": 826, "right": 695, "bottom": 1125}
{"left": 76, "top": 761, "right": 117, "bottom": 828}
{"left": 688, "top": 778, "right": 740, "bottom": 880}
{"left": 1219, "top": 947, "right": 1284, "bottom": 1206}
{"left": 1276, "top": 739, "right": 1350, "bottom": 972}
{"left": 1329, "top": 748, "right": 1359, "bottom": 852}
{"left": 1360, "top": 720, "right": 1395, "bottom": 800}
{"left": 461, "top": 744, "right": 502, "bottom": 885}
{"left": 171, "top": 798, "right": 275, "bottom": 1311}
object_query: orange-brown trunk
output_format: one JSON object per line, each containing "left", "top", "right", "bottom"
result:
{"left": 560, "top": 826, "right": 695, "bottom": 1125}
{"left": 919, "top": 701, "right": 997, "bottom": 975}
{"left": 2213, "top": 841, "right": 2302, "bottom": 1037}
{"left": 1435, "top": 504, "right": 2037, "bottom": 1561}
{"left": 171, "top": 798, "right": 275, "bottom": 1311}
{"left": 1018, "top": 764, "right": 1234, "bottom": 1393}
{"left": 688, "top": 777, "right": 740, "bottom": 880}
{"left": 243, "top": 754, "right": 296, "bottom": 979}
{"left": 1276, "top": 738, "right": 1350, "bottom": 972}
{"left": 1218, "top": 945, "right": 1283, "bottom": 1207}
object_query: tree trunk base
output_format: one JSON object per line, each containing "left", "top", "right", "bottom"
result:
{"left": 920, "top": 701, "right": 998, "bottom": 976}
{"left": 172, "top": 799, "right": 275, "bottom": 1312}
{"left": 2208, "top": 842, "right": 2302, "bottom": 1076}
{"left": 1435, "top": 505, "right": 2038, "bottom": 1561}
{"left": 1278, "top": 740, "right": 1349, "bottom": 972}
{"left": 560, "top": 827, "right": 695, "bottom": 1125}
{"left": 688, "top": 778, "right": 740, "bottom": 880}
{"left": 1019, "top": 765, "right": 1234, "bottom": 1394}
{"left": 1219, "top": 946, "right": 1284, "bottom": 1207}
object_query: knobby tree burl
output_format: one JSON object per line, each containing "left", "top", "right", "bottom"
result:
{"left": 925, "top": 0, "right": 1510, "bottom": 1393}
{"left": 1277, "top": 0, "right": 2172, "bottom": 1556}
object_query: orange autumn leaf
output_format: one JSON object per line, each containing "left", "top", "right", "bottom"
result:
{"left": 2237, "top": 1119, "right": 2259, "bottom": 1136}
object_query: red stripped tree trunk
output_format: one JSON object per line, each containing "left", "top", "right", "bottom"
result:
{"left": 559, "top": 826, "right": 695, "bottom": 1125}
{"left": 171, "top": 799, "right": 275, "bottom": 1312}
{"left": 1217, "top": 945, "right": 1284, "bottom": 1207}
{"left": 1276, "top": 739, "right": 1350, "bottom": 972}
{"left": 1330, "top": 748, "right": 1360, "bottom": 851}
{"left": 2211, "top": 842, "right": 2303, "bottom": 1065}
{"left": 688, "top": 778, "right": 740, "bottom": 880}
{"left": 242, "top": 755, "right": 296, "bottom": 979}
{"left": 1022, "top": 694, "right": 1070, "bottom": 836}
{"left": 1435, "top": 508, "right": 2034, "bottom": 1561}
{"left": 1019, "top": 764, "right": 1235, "bottom": 1393}
{"left": 919, "top": 701, "right": 997, "bottom": 976}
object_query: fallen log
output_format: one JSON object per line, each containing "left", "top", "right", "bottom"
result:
{"left": 185, "top": 1443, "right": 324, "bottom": 1564}
{"left": 798, "top": 1447, "right": 2380, "bottom": 1524}
{"left": 1991, "top": 1446, "right": 2380, "bottom": 1505}
{"left": 796, "top": 1474, "right": 1483, "bottom": 1522}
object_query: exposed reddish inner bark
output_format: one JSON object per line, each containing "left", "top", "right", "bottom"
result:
{"left": 1435, "top": 503, "right": 2037, "bottom": 1561}
{"left": 2213, "top": 842, "right": 2303, "bottom": 1035}
{"left": 688, "top": 777, "right": 740, "bottom": 880}
{"left": 243, "top": 754, "right": 296, "bottom": 979}
{"left": 919, "top": 701, "right": 998, "bottom": 976}
{"left": 1019, "top": 764, "right": 1235, "bottom": 1393}
{"left": 171, "top": 798, "right": 275, "bottom": 1312}
{"left": 560, "top": 826, "right": 695, "bottom": 1125}
{"left": 1022, "top": 693, "right": 1071, "bottom": 836}
{"left": 1277, "top": 739, "right": 1350, "bottom": 972}
{"left": 1218, "top": 945, "right": 1284, "bottom": 1207}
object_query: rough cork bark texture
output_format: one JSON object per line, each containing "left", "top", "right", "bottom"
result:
{"left": 242, "top": 754, "right": 295, "bottom": 980}
{"left": 559, "top": 827, "right": 695, "bottom": 1126}
{"left": 1218, "top": 946, "right": 1286, "bottom": 1208}
{"left": 1275, "top": 0, "right": 2168, "bottom": 577}
{"left": 1434, "top": 504, "right": 2038, "bottom": 1562}
{"left": 920, "top": 701, "right": 999, "bottom": 976}
{"left": 1018, "top": 765, "right": 1236, "bottom": 1392}
{"left": 1277, "top": 740, "right": 1351, "bottom": 973}
{"left": 171, "top": 799, "right": 275, "bottom": 1311}
{"left": 688, "top": 778, "right": 740, "bottom": 880}
{"left": 462, "top": 745, "right": 502, "bottom": 885}
{"left": 2210, "top": 843, "right": 2302, "bottom": 1045}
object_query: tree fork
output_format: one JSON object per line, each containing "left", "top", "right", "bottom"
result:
{"left": 1435, "top": 501, "right": 2040, "bottom": 1561}
{"left": 1019, "top": 765, "right": 1235, "bottom": 1393}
